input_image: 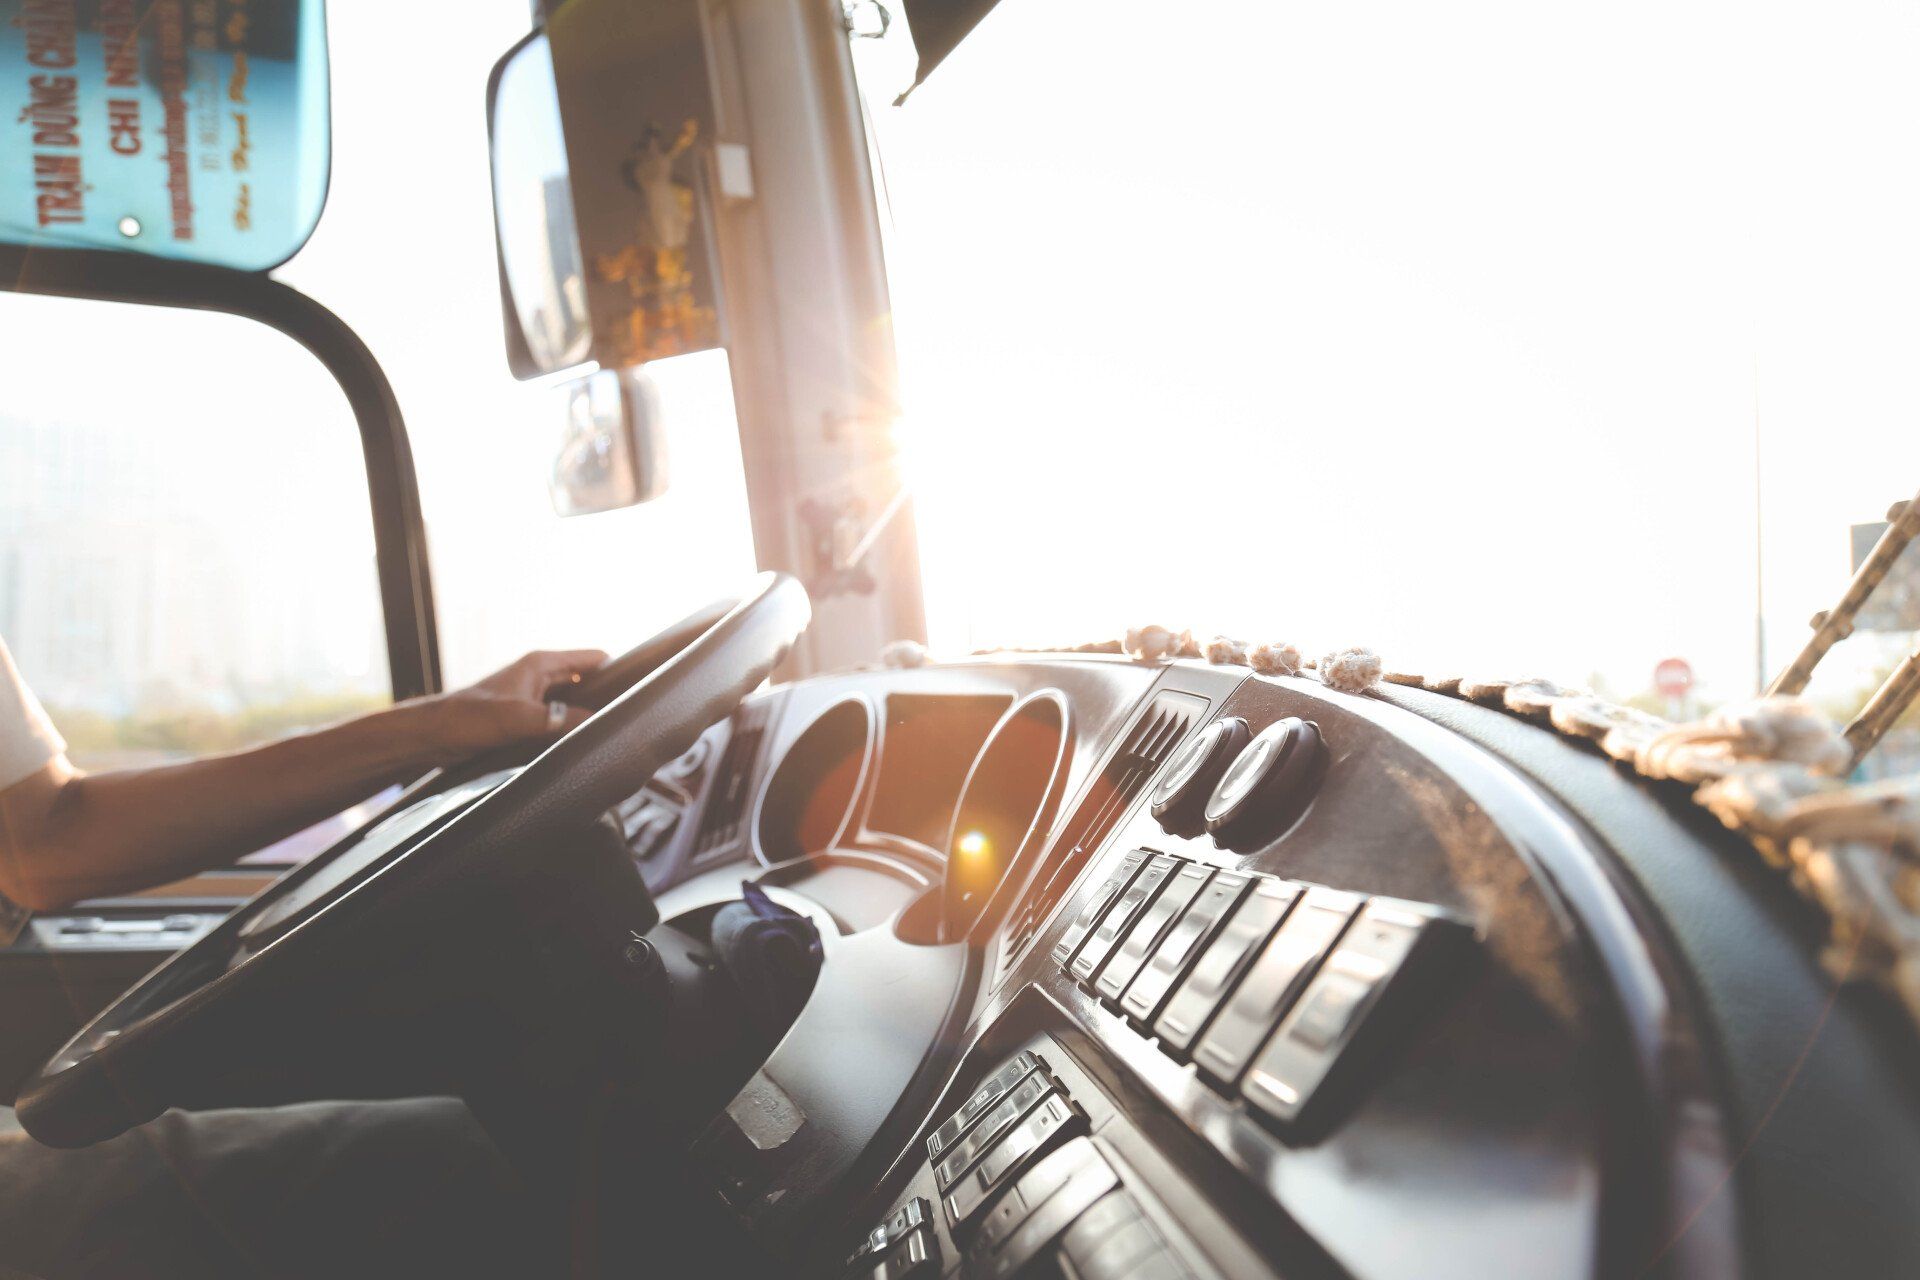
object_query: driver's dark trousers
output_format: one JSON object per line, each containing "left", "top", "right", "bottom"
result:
{"left": 0, "top": 1097, "right": 541, "bottom": 1279}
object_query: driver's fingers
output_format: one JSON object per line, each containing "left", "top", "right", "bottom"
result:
{"left": 528, "top": 648, "right": 611, "bottom": 690}
{"left": 502, "top": 696, "right": 591, "bottom": 742}
{"left": 535, "top": 648, "right": 610, "bottom": 675}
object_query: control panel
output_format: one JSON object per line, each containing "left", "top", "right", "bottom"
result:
{"left": 1055, "top": 846, "right": 1465, "bottom": 1135}
{"left": 616, "top": 733, "right": 716, "bottom": 861}
{"left": 1138, "top": 714, "right": 1333, "bottom": 855}
{"left": 847, "top": 1043, "right": 1221, "bottom": 1280}
{"left": 743, "top": 668, "right": 1651, "bottom": 1280}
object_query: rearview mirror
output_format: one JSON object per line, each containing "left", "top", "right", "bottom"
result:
{"left": 488, "top": 0, "right": 725, "bottom": 380}
{"left": 550, "top": 368, "right": 669, "bottom": 518}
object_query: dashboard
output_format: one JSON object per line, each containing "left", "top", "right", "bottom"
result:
{"left": 622, "top": 655, "right": 1920, "bottom": 1280}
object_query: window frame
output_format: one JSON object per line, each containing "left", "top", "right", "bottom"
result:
{"left": 0, "top": 242, "right": 441, "bottom": 701}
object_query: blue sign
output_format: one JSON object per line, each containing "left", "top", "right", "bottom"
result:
{"left": 1, "top": 0, "right": 329, "bottom": 271}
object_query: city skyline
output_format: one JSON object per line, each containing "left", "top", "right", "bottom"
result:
{"left": 0, "top": 393, "right": 387, "bottom": 717}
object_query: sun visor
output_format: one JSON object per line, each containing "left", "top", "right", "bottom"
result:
{"left": 897, "top": 0, "right": 1003, "bottom": 103}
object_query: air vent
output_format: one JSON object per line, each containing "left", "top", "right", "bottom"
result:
{"left": 997, "top": 692, "right": 1203, "bottom": 975}
{"left": 691, "top": 699, "right": 771, "bottom": 858}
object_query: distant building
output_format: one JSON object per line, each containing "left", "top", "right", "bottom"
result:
{"left": 0, "top": 414, "right": 381, "bottom": 714}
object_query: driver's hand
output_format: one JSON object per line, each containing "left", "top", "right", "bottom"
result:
{"left": 418, "top": 649, "right": 609, "bottom": 761}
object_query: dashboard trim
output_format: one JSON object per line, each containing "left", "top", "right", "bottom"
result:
{"left": 750, "top": 692, "right": 878, "bottom": 868}
{"left": 941, "top": 688, "right": 1075, "bottom": 944}
{"left": 961, "top": 666, "right": 1739, "bottom": 1280}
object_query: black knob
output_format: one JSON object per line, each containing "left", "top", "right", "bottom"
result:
{"left": 1203, "top": 718, "right": 1328, "bottom": 850}
{"left": 1150, "top": 717, "right": 1251, "bottom": 837}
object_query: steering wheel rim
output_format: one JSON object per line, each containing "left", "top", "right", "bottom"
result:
{"left": 16, "top": 572, "right": 811, "bottom": 1148}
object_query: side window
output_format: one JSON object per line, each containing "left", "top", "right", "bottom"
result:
{"left": 0, "top": 294, "right": 389, "bottom": 795}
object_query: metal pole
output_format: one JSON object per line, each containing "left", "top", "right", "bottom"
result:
{"left": 1768, "top": 492, "right": 1920, "bottom": 698}
{"left": 1843, "top": 641, "right": 1920, "bottom": 768}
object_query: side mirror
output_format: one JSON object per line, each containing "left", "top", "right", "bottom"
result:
{"left": 487, "top": 2, "right": 725, "bottom": 380}
{"left": 550, "top": 368, "right": 669, "bottom": 517}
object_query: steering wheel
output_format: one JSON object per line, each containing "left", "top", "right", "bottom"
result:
{"left": 15, "top": 573, "right": 811, "bottom": 1148}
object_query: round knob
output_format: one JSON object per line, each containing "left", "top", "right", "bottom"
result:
{"left": 1203, "top": 718, "right": 1328, "bottom": 849}
{"left": 665, "top": 737, "right": 710, "bottom": 781}
{"left": 1150, "top": 717, "right": 1250, "bottom": 837}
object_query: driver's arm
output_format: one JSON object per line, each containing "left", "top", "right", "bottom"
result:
{"left": 0, "top": 647, "right": 606, "bottom": 913}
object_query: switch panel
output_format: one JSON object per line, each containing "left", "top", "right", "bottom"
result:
{"left": 847, "top": 1199, "right": 932, "bottom": 1268}
{"left": 1153, "top": 877, "right": 1299, "bottom": 1056}
{"left": 934, "top": 1071, "right": 1056, "bottom": 1190}
{"left": 944, "top": 1093, "right": 1084, "bottom": 1229}
{"left": 1070, "top": 854, "right": 1178, "bottom": 984}
{"left": 863, "top": 1225, "right": 936, "bottom": 1279}
{"left": 977, "top": 1150, "right": 1125, "bottom": 1280}
{"left": 1053, "top": 849, "right": 1152, "bottom": 968}
{"left": 1120, "top": 870, "right": 1252, "bottom": 1028}
{"left": 968, "top": 1138, "right": 1117, "bottom": 1274}
{"left": 1191, "top": 886, "right": 1360, "bottom": 1086}
{"left": 1241, "top": 898, "right": 1465, "bottom": 1128}
{"left": 927, "top": 1050, "right": 1045, "bottom": 1162}
{"left": 1094, "top": 861, "right": 1214, "bottom": 1003}
{"left": 1057, "top": 1189, "right": 1192, "bottom": 1280}
{"left": 885, "top": 1043, "right": 1245, "bottom": 1280}
{"left": 977, "top": 1093, "right": 1075, "bottom": 1188}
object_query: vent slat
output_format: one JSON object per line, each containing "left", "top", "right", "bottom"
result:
{"left": 997, "top": 694, "right": 1199, "bottom": 974}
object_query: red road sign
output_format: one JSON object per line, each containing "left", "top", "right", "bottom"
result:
{"left": 1654, "top": 657, "right": 1694, "bottom": 698}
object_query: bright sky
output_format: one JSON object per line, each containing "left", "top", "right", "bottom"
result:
{"left": 0, "top": 299, "right": 383, "bottom": 706}
{"left": 277, "top": 2, "right": 759, "bottom": 688}
{"left": 5, "top": 0, "right": 1918, "bottom": 721}
{"left": 868, "top": 0, "right": 1920, "bottom": 709}
{"left": 3, "top": 1, "right": 759, "bottom": 702}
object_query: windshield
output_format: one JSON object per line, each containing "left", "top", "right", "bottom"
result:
{"left": 0, "top": 1, "right": 757, "bottom": 753}
{"left": 274, "top": 3, "right": 758, "bottom": 688}
{"left": 853, "top": 0, "right": 1920, "bottom": 778}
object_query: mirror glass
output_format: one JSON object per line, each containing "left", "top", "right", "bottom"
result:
{"left": 550, "top": 367, "right": 669, "bottom": 517}
{"left": 489, "top": 32, "right": 591, "bottom": 373}
{"left": 0, "top": 0, "right": 330, "bottom": 270}
{"left": 488, "top": 0, "right": 724, "bottom": 379}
